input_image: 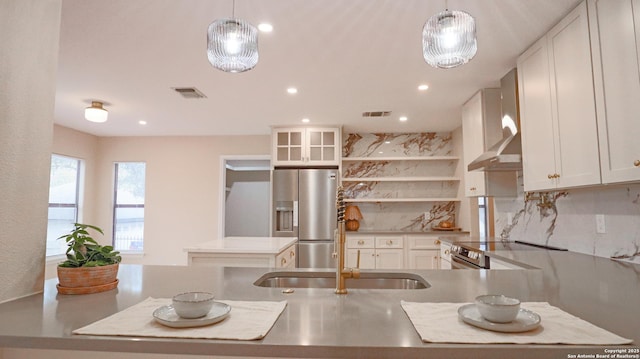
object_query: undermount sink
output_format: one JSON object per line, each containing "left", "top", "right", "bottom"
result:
{"left": 253, "top": 270, "right": 430, "bottom": 290}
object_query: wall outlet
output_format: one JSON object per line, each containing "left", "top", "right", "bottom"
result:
{"left": 595, "top": 214, "right": 606, "bottom": 234}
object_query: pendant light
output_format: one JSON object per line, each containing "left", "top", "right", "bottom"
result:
{"left": 207, "top": 0, "right": 258, "bottom": 73}
{"left": 85, "top": 101, "right": 108, "bottom": 123}
{"left": 422, "top": 1, "right": 477, "bottom": 69}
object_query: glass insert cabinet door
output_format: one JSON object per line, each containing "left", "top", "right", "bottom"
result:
{"left": 307, "top": 129, "right": 336, "bottom": 162}
{"left": 272, "top": 127, "right": 340, "bottom": 166}
{"left": 276, "top": 129, "right": 303, "bottom": 162}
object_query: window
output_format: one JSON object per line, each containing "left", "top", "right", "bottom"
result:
{"left": 47, "top": 154, "right": 82, "bottom": 256}
{"left": 113, "top": 162, "right": 146, "bottom": 251}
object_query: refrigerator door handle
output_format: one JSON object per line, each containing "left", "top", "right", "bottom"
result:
{"left": 293, "top": 200, "right": 298, "bottom": 227}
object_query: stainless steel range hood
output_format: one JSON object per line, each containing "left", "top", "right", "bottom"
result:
{"left": 468, "top": 68, "right": 522, "bottom": 172}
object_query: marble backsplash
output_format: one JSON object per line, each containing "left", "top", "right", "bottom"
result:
{"left": 343, "top": 133, "right": 458, "bottom": 231}
{"left": 494, "top": 175, "right": 640, "bottom": 264}
{"left": 355, "top": 201, "right": 457, "bottom": 232}
{"left": 343, "top": 132, "right": 453, "bottom": 157}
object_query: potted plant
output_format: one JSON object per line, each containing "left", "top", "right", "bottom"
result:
{"left": 56, "top": 223, "right": 122, "bottom": 294}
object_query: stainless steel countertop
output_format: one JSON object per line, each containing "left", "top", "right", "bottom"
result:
{"left": 0, "top": 248, "right": 638, "bottom": 358}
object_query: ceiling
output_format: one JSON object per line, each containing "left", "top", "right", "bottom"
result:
{"left": 54, "top": 0, "right": 582, "bottom": 137}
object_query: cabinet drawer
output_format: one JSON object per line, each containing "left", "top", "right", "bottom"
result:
{"left": 407, "top": 236, "right": 441, "bottom": 249}
{"left": 347, "top": 236, "right": 375, "bottom": 248}
{"left": 375, "top": 236, "right": 403, "bottom": 249}
{"left": 276, "top": 245, "right": 297, "bottom": 268}
{"left": 440, "top": 241, "right": 452, "bottom": 262}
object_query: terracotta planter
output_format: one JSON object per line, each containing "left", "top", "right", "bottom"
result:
{"left": 57, "top": 263, "right": 119, "bottom": 290}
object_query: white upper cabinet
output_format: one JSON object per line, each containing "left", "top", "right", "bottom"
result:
{"left": 462, "top": 90, "right": 494, "bottom": 197}
{"left": 461, "top": 89, "right": 517, "bottom": 197}
{"left": 589, "top": 0, "right": 640, "bottom": 183}
{"left": 272, "top": 127, "right": 341, "bottom": 166}
{"left": 517, "top": 1, "right": 601, "bottom": 191}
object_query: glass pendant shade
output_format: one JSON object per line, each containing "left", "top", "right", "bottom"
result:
{"left": 84, "top": 101, "right": 108, "bottom": 123}
{"left": 422, "top": 10, "right": 477, "bottom": 69}
{"left": 207, "top": 18, "right": 258, "bottom": 73}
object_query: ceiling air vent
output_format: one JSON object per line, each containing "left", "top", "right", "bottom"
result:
{"left": 362, "top": 111, "right": 391, "bottom": 117}
{"left": 172, "top": 87, "right": 207, "bottom": 99}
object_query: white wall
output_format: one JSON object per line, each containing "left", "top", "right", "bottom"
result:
{"left": 51, "top": 125, "right": 100, "bottom": 223}
{"left": 94, "top": 135, "right": 270, "bottom": 265}
{"left": 0, "top": 0, "right": 61, "bottom": 303}
{"left": 47, "top": 129, "right": 271, "bottom": 270}
{"left": 225, "top": 169, "right": 270, "bottom": 237}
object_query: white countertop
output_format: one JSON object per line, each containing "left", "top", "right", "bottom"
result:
{"left": 184, "top": 237, "right": 297, "bottom": 254}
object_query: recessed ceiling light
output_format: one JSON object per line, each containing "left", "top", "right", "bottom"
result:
{"left": 258, "top": 23, "right": 273, "bottom": 32}
{"left": 138, "top": 120, "right": 147, "bottom": 125}
{"left": 418, "top": 84, "right": 429, "bottom": 91}
{"left": 301, "top": 118, "right": 310, "bottom": 123}
{"left": 399, "top": 116, "right": 408, "bottom": 122}
{"left": 378, "top": 151, "right": 384, "bottom": 154}
{"left": 287, "top": 87, "right": 298, "bottom": 94}
{"left": 385, "top": 141, "right": 391, "bottom": 144}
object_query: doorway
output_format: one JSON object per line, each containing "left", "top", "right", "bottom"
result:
{"left": 219, "top": 155, "right": 271, "bottom": 238}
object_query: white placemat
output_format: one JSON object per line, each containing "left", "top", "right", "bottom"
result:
{"left": 401, "top": 301, "right": 632, "bottom": 345}
{"left": 73, "top": 298, "right": 287, "bottom": 340}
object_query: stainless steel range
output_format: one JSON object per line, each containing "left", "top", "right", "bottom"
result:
{"left": 450, "top": 243, "right": 490, "bottom": 269}
{"left": 449, "top": 240, "right": 568, "bottom": 269}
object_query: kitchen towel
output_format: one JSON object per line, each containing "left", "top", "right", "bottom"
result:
{"left": 73, "top": 298, "right": 287, "bottom": 340}
{"left": 401, "top": 301, "right": 632, "bottom": 345}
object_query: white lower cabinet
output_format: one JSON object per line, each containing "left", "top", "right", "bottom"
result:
{"left": 440, "top": 241, "right": 452, "bottom": 270}
{"left": 346, "top": 235, "right": 404, "bottom": 269}
{"left": 407, "top": 236, "right": 441, "bottom": 270}
{"left": 275, "top": 245, "right": 297, "bottom": 268}
{"left": 188, "top": 244, "right": 297, "bottom": 268}
{"left": 408, "top": 250, "right": 440, "bottom": 270}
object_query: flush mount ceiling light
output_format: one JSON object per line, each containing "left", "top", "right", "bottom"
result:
{"left": 422, "top": 1, "right": 477, "bottom": 69}
{"left": 84, "top": 101, "right": 108, "bottom": 123}
{"left": 207, "top": 0, "right": 258, "bottom": 73}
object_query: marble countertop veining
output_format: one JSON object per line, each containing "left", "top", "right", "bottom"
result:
{"left": 183, "top": 237, "right": 297, "bottom": 254}
{"left": 0, "top": 244, "right": 638, "bottom": 359}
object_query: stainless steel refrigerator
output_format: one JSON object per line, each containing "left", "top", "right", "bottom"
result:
{"left": 272, "top": 168, "right": 338, "bottom": 268}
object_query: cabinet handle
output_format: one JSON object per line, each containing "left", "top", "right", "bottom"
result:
{"left": 469, "top": 187, "right": 476, "bottom": 191}
{"left": 281, "top": 258, "right": 287, "bottom": 266}
{"left": 634, "top": 160, "right": 640, "bottom": 167}
{"left": 434, "top": 240, "right": 441, "bottom": 245}
{"left": 445, "top": 249, "right": 450, "bottom": 255}
{"left": 358, "top": 240, "right": 365, "bottom": 245}
{"left": 555, "top": 173, "right": 560, "bottom": 178}
{"left": 386, "top": 240, "right": 393, "bottom": 245}
{"left": 290, "top": 250, "right": 295, "bottom": 258}
{"left": 548, "top": 174, "right": 554, "bottom": 179}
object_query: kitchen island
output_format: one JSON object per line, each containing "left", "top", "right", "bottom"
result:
{"left": 185, "top": 237, "right": 297, "bottom": 268}
{"left": 0, "top": 243, "right": 638, "bottom": 359}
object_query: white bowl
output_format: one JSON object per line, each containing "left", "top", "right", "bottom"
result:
{"left": 172, "top": 292, "right": 215, "bottom": 319}
{"left": 475, "top": 294, "right": 521, "bottom": 323}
